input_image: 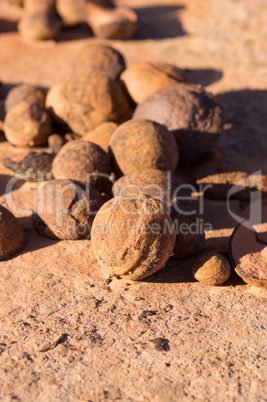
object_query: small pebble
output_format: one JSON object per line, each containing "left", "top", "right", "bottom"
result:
{"left": 192, "top": 251, "right": 231, "bottom": 286}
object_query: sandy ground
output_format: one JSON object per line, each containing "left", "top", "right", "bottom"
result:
{"left": 0, "top": 0, "right": 267, "bottom": 401}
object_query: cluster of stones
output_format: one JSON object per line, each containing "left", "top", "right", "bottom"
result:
{"left": 2, "top": 43, "right": 265, "bottom": 287}
{"left": 5, "top": 0, "right": 138, "bottom": 41}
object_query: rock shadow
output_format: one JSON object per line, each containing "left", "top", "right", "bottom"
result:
{"left": 187, "top": 68, "right": 223, "bottom": 87}
{"left": 0, "top": 173, "right": 24, "bottom": 195}
{"left": 133, "top": 5, "right": 186, "bottom": 40}
{"left": 0, "top": 18, "right": 18, "bottom": 34}
{"left": 142, "top": 258, "right": 196, "bottom": 284}
{"left": 56, "top": 24, "right": 93, "bottom": 43}
{"left": 216, "top": 89, "right": 267, "bottom": 171}
{"left": 18, "top": 229, "right": 60, "bottom": 256}
{"left": 0, "top": 83, "right": 17, "bottom": 121}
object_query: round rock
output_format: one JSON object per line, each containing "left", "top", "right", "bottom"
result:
{"left": 56, "top": 0, "right": 86, "bottom": 25}
{"left": 23, "top": 0, "right": 56, "bottom": 13}
{"left": 82, "top": 122, "right": 118, "bottom": 153}
{"left": 52, "top": 140, "right": 112, "bottom": 191}
{"left": 109, "top": 119, "right": 179, "bottom": 176}
{"left": 18, "top": 10, "right": 62, "bottom": 40}
{"left": 121, "top": 62, "right": 191, "bottom": 104}
{"left": 72, "top": 44, "right": 125, "bottom": 80}
{"left": 91, "top": 195, "right": 176, "bottom": 280}
{"left": 32, "top": 179, "right": 104, "bottom": 240}
{"left": 133, "top": 83, "right": 224, "bottom": 161}
{"left": 4, "top": 100, "right": 52, "bottom": 147}
{"left": 85, "top": 2, "right": 138, "bottom": 40}
{"left": 46, "top": 73, "right": 131, "bottom": 135}
{"left": 5, "top": 84, "right": 47, "bottom": 112}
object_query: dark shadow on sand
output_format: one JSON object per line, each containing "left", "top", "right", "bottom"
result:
{"left": 56, "top": 23, "right": 93, "bottom": 43}
{"left": 0, "top": 173, "right": 24, "bottom": 195}
{"left": 17, "top": 229, "right": 60, "bottom": 256}
{"left": 133, "top": 5, "right": 187, "bottom": 40}
{"left": 187, "top": 68, "right": 223, "bottom": 87}
{"left": 141, "top": 248, "right": 247, "bottom": 286}
{"left": 0, "top": 18, "right": 18, "bottom": 34}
